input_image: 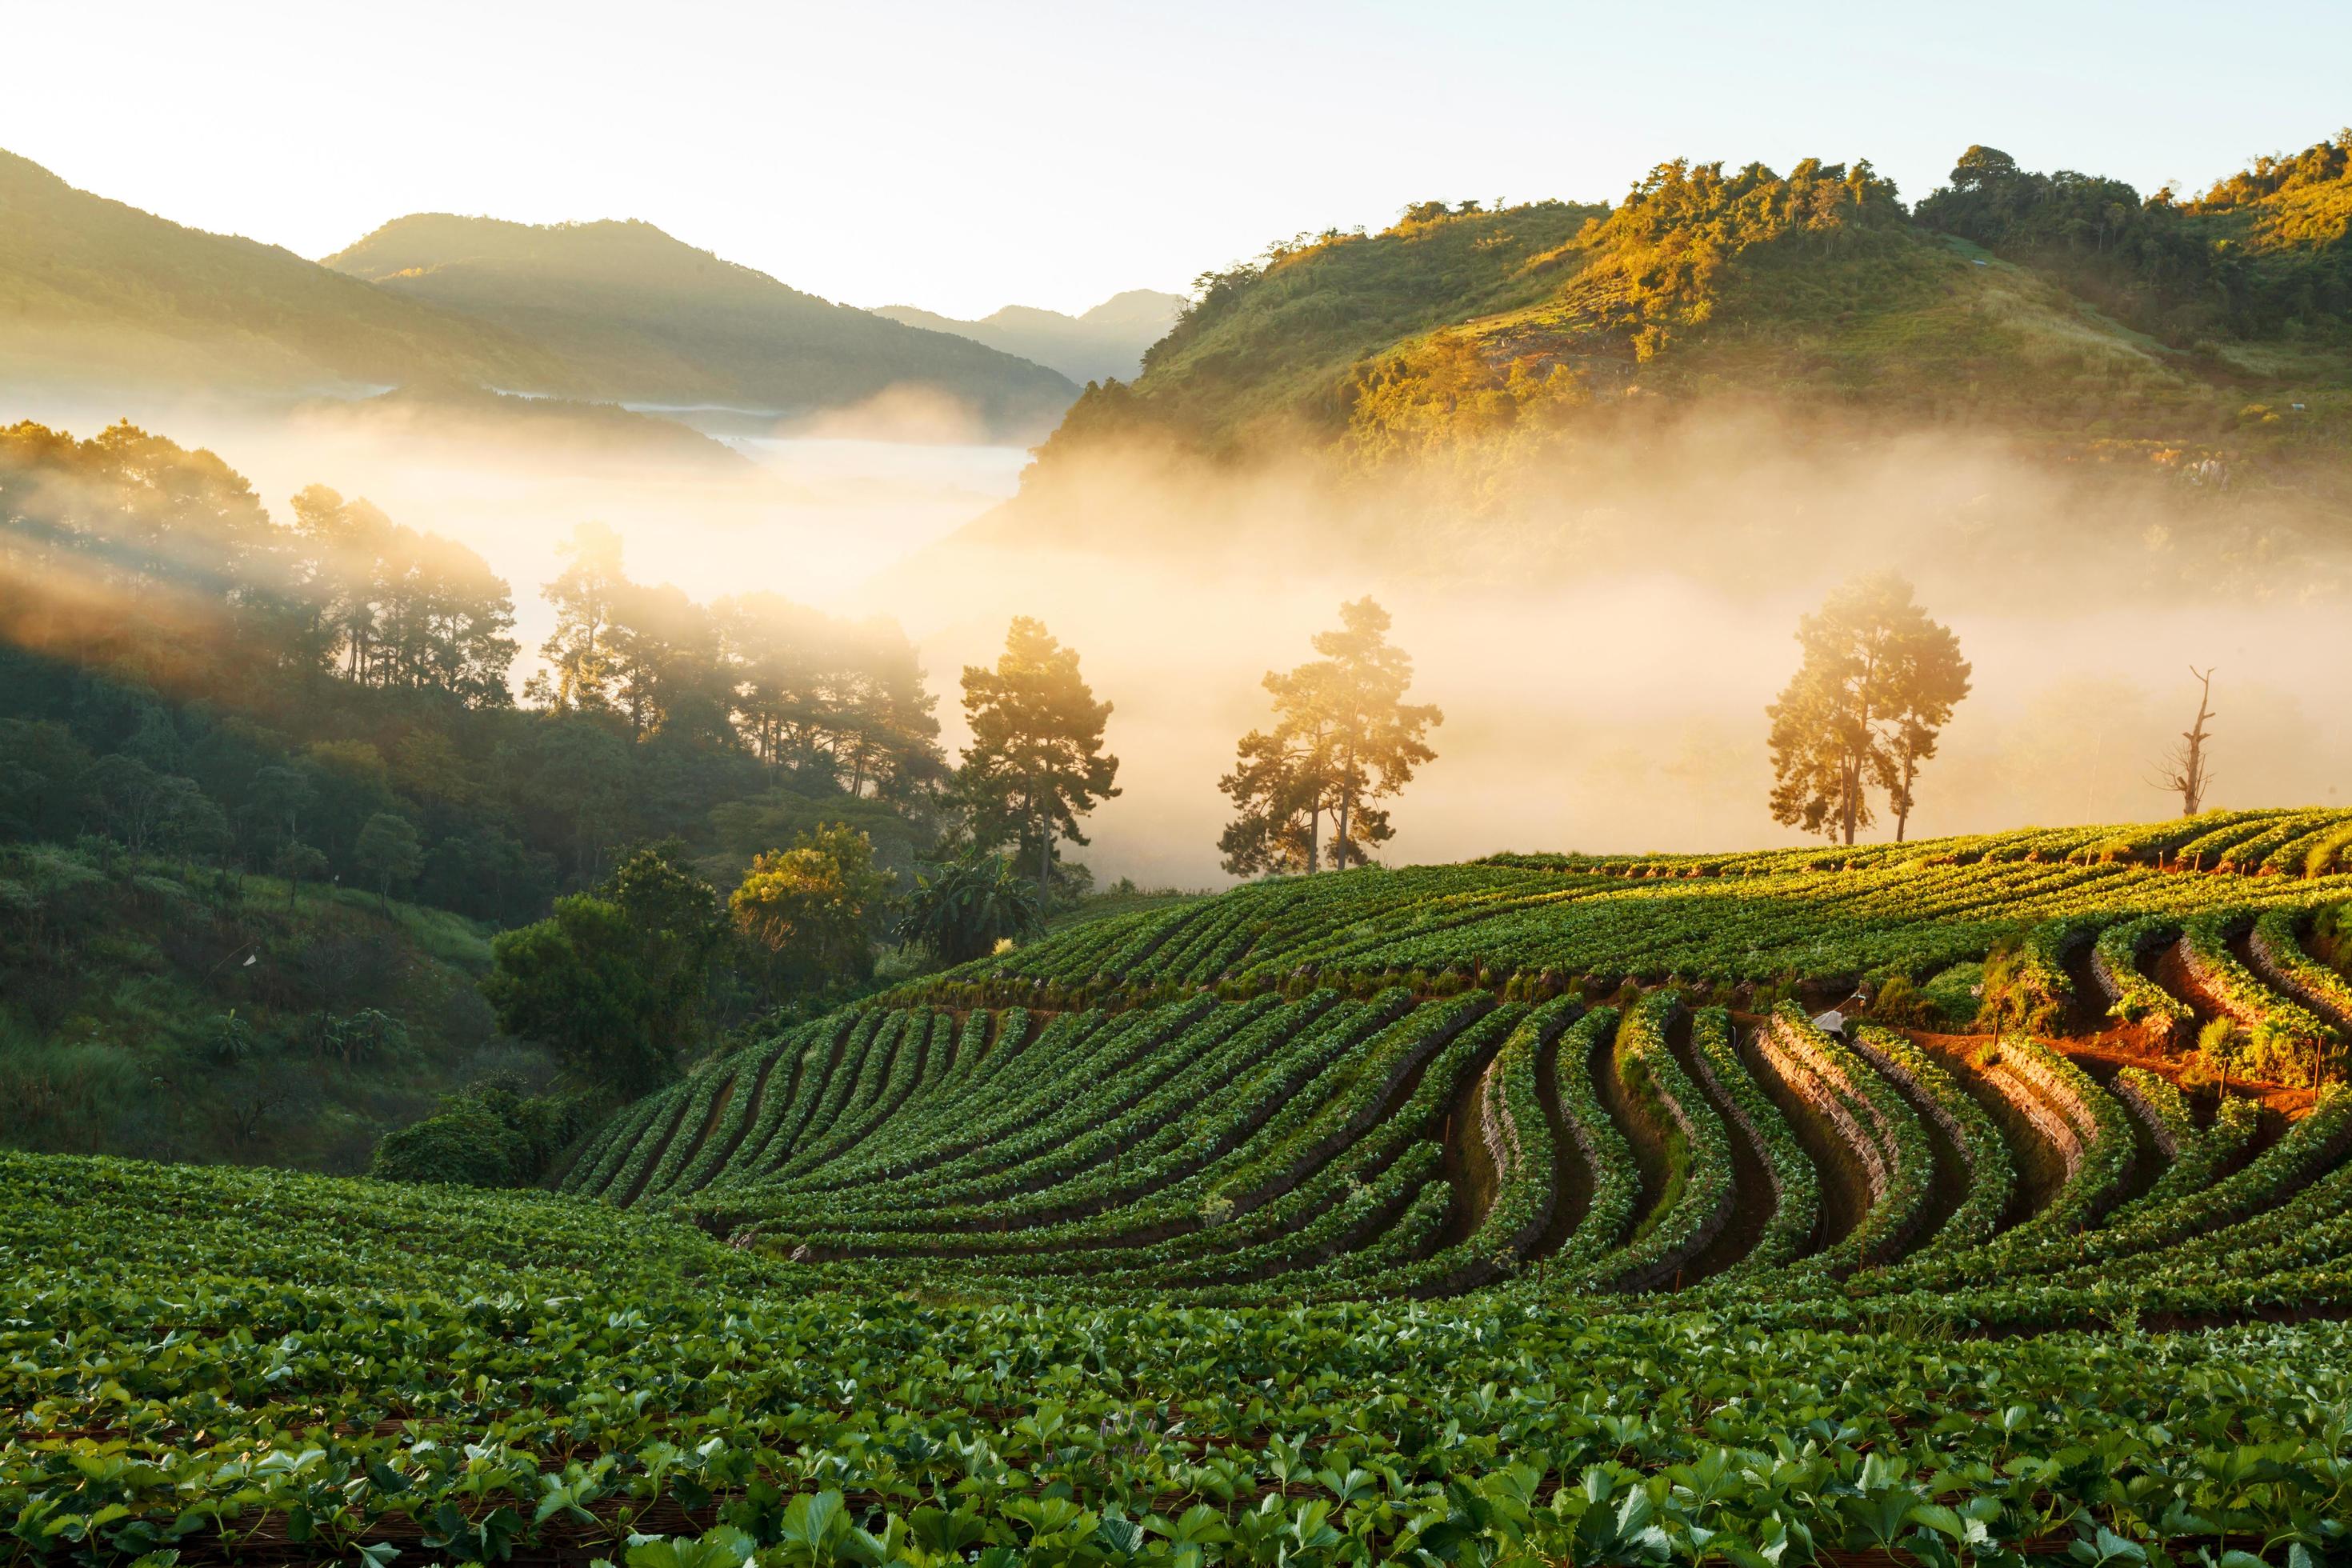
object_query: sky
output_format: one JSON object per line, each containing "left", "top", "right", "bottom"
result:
{"left": 4, "top": 0, "right": 2348, "bottom": 319}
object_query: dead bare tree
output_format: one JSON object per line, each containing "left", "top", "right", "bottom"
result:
{"left": 2150, "top": 666, "right": 2217, "bottom": 818}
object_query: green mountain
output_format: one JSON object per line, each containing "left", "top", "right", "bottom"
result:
{"left": 0, "top": 150, "right": 1081, "bottom": 437}
{"left": 871, "top": 289, "right": 1188, "bottom": 383}
{"left": 0, "top": 148, "right": 568, "bottom": 392}
{"left": 325, "top": 213, "right": 1080, "bottom": 434}
{"left": 999, "top": 140, "right": 2352, "bottom": 573}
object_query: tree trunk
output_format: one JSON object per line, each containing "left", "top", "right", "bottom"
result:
{"left": 1337, "top": 739, "right": 1354, "bottom": 866}
{"left": 1895, "top": 749, "right": 1917, "bottom": 843}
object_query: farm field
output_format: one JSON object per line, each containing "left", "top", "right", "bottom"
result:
{"left": 10, "top": 810, "right": 2352, "bottom": 1564}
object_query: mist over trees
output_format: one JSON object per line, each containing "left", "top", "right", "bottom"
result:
{"left": 1218, "top": 598, "right": 1442, "bottom": 875}
{"left": 0, "top": 420, "right": 950, "bottom": 925}
{"left": 1766, "top": 574, "right": 1972, "bottom": 846}
{"left": 954, "top": 617, "right": 1121, "bottom": 894}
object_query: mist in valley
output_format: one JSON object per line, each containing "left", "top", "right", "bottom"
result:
{"left": 11, "top": 385, "right": 2347, "bottom": 890}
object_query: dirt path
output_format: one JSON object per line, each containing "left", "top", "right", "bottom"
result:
{"left": 1437, "top": 1029, "right": 1510, "bottom": 1246}
{"left": 1670, "top": 1014, "right": 1773, "bottom": 1282}
{"left": 1590, "top": 1018, "right": 1667, "bottom": 1251}
{"left": 1738, "top": 1029, "right": 1862, "bottom": 1258}
{"left": 1530, "top": 1026, "right": 1596, "bottom": 1258}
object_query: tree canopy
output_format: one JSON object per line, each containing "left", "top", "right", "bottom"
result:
{"left": 481, "top": 843, "right": 727, "bottom": 1094}
{"left": 0, "top": 420, "right": 947, "bottom": 926}
{"left": 1766, "top": 574, "right": 1971, "bottom": 846}
{"left": 956, "top": 618, "right": 1119, "bottom": 892}
{"left": 1219, "top": 598, "right": 1441, "bottom": 875}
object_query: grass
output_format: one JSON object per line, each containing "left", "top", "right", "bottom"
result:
{"left": 0, "top": 841, "right": 533, "bottom": 1173}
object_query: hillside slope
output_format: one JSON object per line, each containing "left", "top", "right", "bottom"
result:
{"left": 978, "top": 143, "right": 2352, "bottom": 580}
{"left": 872, "top": 288, "right": 1187, "bottom": 383}
{"left": 11, "top": 811, "right": 2352, "bottom": 1562}
{"left": 0, "top": 840, "right": 542, "bottom": 1172}
{"left": 566, "top": 808, "right": 2352, "bottom": 1310}
{"left": 0, "top": 149, "right": 568, "bottom": 392}
{"left": 326, "top": 213, "right": 1080, "bottom": 434}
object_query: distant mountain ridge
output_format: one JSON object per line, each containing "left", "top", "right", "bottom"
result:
{"left": 0, "top": 152, "right": 1079, "bottom": 438}
{"left": 0, "top": 148, "right": 567, "bottom": 393}
{"left": 325, "top": 214, "right": 1078, "bottom": 433}
{"left": 872, "top": 290, "right": 1186, "bottom": 384}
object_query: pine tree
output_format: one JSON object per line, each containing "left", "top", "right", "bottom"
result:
{"left": 957, "top": 618, "right": 1120, "bottom": 893}
{"left": 1218, "top": 598, "right": 1441, "bottom": 873}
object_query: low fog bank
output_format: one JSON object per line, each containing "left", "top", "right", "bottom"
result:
{"left": 985, "top": 404, "right": 2352, "bottom": 610}
{"left": 10, "top": 386, "right": 2344, "bottom": 891}
{"left": 6, "top": 387, "right": 1030, "bottom": 657}
{"left": 865, "top": 547, "right": 2350, "bottom": 887}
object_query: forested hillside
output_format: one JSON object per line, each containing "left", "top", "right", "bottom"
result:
{"left": 991, "top": 136, "right": 2352, "bottom": 582}
{"left": 0, "top": 419, "right": 946, "bottom": 916}
{"left": 0, "top": 842, "right": 526, "bottom": 1171}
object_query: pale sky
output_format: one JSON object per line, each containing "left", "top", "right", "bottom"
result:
{"left": 5, "top": 0, "right": 2346, "bottom": 320}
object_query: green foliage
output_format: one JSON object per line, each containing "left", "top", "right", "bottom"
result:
{"left": 893, "top": 853, "right": 1043, "bottom": 965}
{"left": 17, "top": 812, "right": 2352, "bottom": 1562}
{"left": 370, "top": 1078, "right": 596, "bottom": 1189}
{"left": 1916, "top": 134, "right": 2352, "bottom": 338}
{"left": 729, "top": 823, "right": 890, "bottom": 997}
{"left": 956, "top": 617, "right": 1119, "bottom": 890}
{"left": 0, "top": 839, "right": 519, "bottom": 1171}
{"left": 484, "top": 844, "right": 727, "bottom": 1094}
{"left": 0, "top": 418, "right": 946, "bottom": 929}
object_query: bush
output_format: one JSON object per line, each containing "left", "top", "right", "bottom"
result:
{"left": 370, "top": 1080, "right": 598, "bottom": 1190}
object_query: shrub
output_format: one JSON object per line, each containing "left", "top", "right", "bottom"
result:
{"left": 371, "top": 1080, "right": 598, "bottom": 1190}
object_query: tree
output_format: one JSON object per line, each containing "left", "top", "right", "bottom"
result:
{"left": 728, "top": 823, "right": 891, "bottom": 996}
{"left": 482, "top": 842, "right": 725, "bottom": 1093}
{"left": 958, "top": 618, "right": 1120, "bottom": 893}
{"left": 1217, "top": 726, "right": 1324, "bottom": 877}
{"left": 1218, "top": 598, "right": 1442, "bottom": 874}
{"left": 526, "top": 522, "right": 628, "bottom": 714}
{"left": 354, "top": 813, "right": 422, "bottom": 909}
{"left": 2150, "top": 666, "right": 2218, "bottom": 817}
{"left": 272, "top": 841, "right": 328, "bottom": 908}
{"left": 1767, "top": 574, "right": 1972, "bottom": 846}
{"left": 894, "top": 853, "right": 1045, "bottom": 964}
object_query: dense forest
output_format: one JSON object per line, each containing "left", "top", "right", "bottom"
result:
{"left": 0, "top": 418, "right": 973, "bottom": 1164}
{"left": 0, "top": 418, "right": 948, "bottom": 919}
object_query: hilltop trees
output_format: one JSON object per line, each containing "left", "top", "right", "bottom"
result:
{"left": 1218, "top": 598, "right": 1442, "bottom": 875}
{"left": 1767, "top": 574, "right": 1971, "bottom": 845}
{"left": 957, "top": 618, "right": 1119, "bottom": 894}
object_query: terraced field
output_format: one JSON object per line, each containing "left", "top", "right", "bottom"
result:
{"left": 10, "top": 810, "right": 2352, "bottom": 1564}
{"left": 559, "top": 810, "right": 2352, "bottom": 1311}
